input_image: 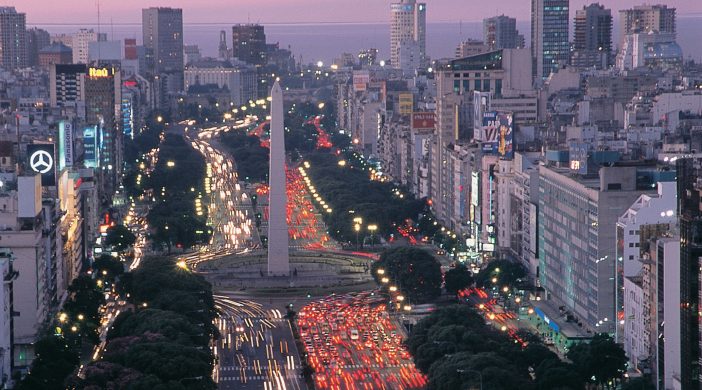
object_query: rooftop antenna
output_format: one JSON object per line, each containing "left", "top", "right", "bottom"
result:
{"left": 96, "top": 0, "right": 101, "bottom": 62}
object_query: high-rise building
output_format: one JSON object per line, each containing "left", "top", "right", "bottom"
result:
{"left": 455, "top": 40, "right": 489, "bottom": 58}
{"left": 72, "top": 29, "right": 106, "bottom": 64}
{"left": 231, "top": 24, "right": 266, "bottom": 66}
{"left": 390, "top": 0, "right": 426, "bottom": 71}
{"left": 531, "top": 0, "right": 570, "bottom": 81}
{"left": 538, "top": 164, "right": 652, "bottom": 334}
{"left": 84, "top": 64, "right": 122, "bottom": 193}
{"left": 676, "top": 158, "right": 701, "bottom": 389}
{"left": 483, "top": 15, "right": 523, "bottom": 50}
{"left": 142, "top": 7, "right": 184, "bottom": 103}
{"left": 572, "top": 3, "right": 612, "bottom": 69}
{"left": 50, "top": 64, "right": 87, "bottom": 111}
{"left": 27, "top": 28, "right": 50, "bottom": 67}
{"left": 0, "top": 7, "right": 27, "bottom": 70}
{"left": 619, "top": 4, "right": 676, "bottom": 43}
{"left": 218, "top": 30, "right": 229, "bottom": 60}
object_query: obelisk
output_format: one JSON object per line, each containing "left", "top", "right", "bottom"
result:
{"left": 267, "top": 81, "right": 290, "bottom": 276}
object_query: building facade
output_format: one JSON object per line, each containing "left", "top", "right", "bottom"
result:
{"left": 390, "top": 0, "right": 426, "bottom": 71}
{"left": 0, "top": 7, "right": 27, "bottom": 70}
{"left": 531, "top": 0, "right": 570, "bottom": 81}
{"left": 483, "top": 15, "right": 523, "bottom": 50}
{"left": 572, "top": 3, "right": 612, "bottom": 69}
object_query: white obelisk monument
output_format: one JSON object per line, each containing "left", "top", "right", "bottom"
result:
{"left": 267, "top": 81, "right": 290, "bottom": 276}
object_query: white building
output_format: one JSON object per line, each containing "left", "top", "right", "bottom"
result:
{"left": 617, "top": 181, "right": 677, "bottom": 278}
{"left": 0, "top": 248, "right": 14, "bottom": 389}
{"left": 2, "top": 175, "right": 49, "bottom": 368}
{"left": 390, "top": 0, "right": 426, "bottom": 71}
{"left": 72, "top": 29, "right": 105, "bottom": 64}
{"left": 184, "top": 60, "right": 257, "bottom": 106}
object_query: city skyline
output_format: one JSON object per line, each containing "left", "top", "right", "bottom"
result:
{"left": 17, "top": 0, "right": 702, "bottom": 25}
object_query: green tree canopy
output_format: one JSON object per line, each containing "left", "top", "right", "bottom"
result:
{"left": 372, "top": 247, "right": 442, "bottom": 303}
{"left": 444, "top": 263, "right": 474, "bottom": 295}
{"left": 104, "top": 225, "right": 136, "bottom": 252}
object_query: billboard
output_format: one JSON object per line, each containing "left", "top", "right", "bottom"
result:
{"left": 58, "top": 121, "right": 74, "bottom": 170}
{"left": 569, "top": 142, "right": 589, "bottom": 175}
{"left": 352, "top": 71, "right": 370, "bottom": 92}
{"left": 83, "top": 126, "right": 99, "bottom": 168}
{"left": 27, "top": 143, "right": 56, "bottom": 186}
{"left": 473, "top": 91, "right": 490, "bottom": 140}
{"left": 398, "top": 93, "right": 413, "bottom": 115}
{"left": 411, "top": 112, "right": 435, "bottom": 131}
{"left": 481, "top": 111, "right": 513, "bottom": 159}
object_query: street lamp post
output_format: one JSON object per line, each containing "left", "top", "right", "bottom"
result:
{"left": 368, "top": 224, "right": 378, "bottom": 247}
{"left": 353, "top": 217, "right": 363, "bottom": 248}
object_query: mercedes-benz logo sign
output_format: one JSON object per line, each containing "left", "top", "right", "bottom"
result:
{"left": 29, "top": 150, "right": 53, "bottom": 174}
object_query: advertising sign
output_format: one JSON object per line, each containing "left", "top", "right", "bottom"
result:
{"left": 27, "top": 143, "right": 56, "bottom": 186}
{"left": 411, "top": 112, "right": 435, "bottom": 131}
{"left": 352, "top": 71, "right": 370, "bottom": 92}
{"left": 399, "top": 93, "right": 413, "bottom": 115}
{"left": 481, "top": 111, "right": 513, "bottom": 159}
{"left": 473, "top": 91, "right": 490, "bottom": 140}
{"left": 58, "top": 121, "right": 74, "bottom": 170}
{"left": 569, "top": 142, "right": 589, "bottom": 175}
{"left": 83, "top": 126, "right": 98, "bottom": 168}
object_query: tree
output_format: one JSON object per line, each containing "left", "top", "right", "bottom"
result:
{"left": 534, "top": 359, "right": 584, "bottom": 390}
{"left": 621, "top": 377, "right": 656, "bottom": 390}
{"left": 16, "top": 336, "right": 79, "bottom": 390}
{"left": 444, "top": 263, "right": 474, "bottom": 295}
{"left": 93, "top": 255, "right": 125, "bottom": 281}
{"left": 475, "top": 259, "right": 527, "bottom": 289}
{"left": 104, "top": 225, "right": 136, "bottom": 252}
{"left": 566, "top": 334, "right": 627, "bottom": 387}
{"left": 372, "top": 247, "right": 442, "bottom": 303}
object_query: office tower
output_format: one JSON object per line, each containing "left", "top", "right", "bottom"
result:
{"left": 50, "top": 64, "right": 87, "bottom": 108}
{"left": 676, "top": 158, "right": 701, "bottom": 390}
{"left": 531, "top": 0, "right": 570, "bottom": 81}
{"left": 38, "top": 43, "right": 73, "bottom": 69}
{"left": 538, "top": 164, "right": 652, "bottom": 334}
{"left": 0, "top": 7, "right": 26, "bottom": 70}
{"left": 455, "top": 40, "right": 488, "bottom": 58}
{"left": 27, "top": 28, "right": 50, "bottom": 67}
{"left": 267, "top": 81, "right": 289, "bottom": 276}
{"left": 390, "top": 0, "right": 426, "bottom": 71}
{"left": 72, "top": 29, "right": 106, "bottom": 64}
{"left": 231, "top": 24, "right": 266, "bottom": 66}
{"left": 619, "top": 4, "right": 676, "bottom": 43}
{"left": 483, "top": 15, "right": 523, "bottom": 50}
{"left": 142, "top": 7, "right": 184, "bottom": 103}
{"left": 84, "top": 65, "right": 121, "bottom": 192}
{"left": 183, "top": 45, "right": 201, "bottom": 66}
{"left": 572, "top": 3, "right": 612, "bottom": 69}
{"left": 218, "top": 30, "right": 229, "bottom": 60}
{"left": 358, "top": 48, "right": 378, "bottom": 66}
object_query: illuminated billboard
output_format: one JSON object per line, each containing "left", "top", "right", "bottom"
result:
{"left": 27, "top": 143, "right": 56, "bottom": 186}
{"left": 411, "top": 112, "right": 435, "bottom": 131}
{"left": 83, "top": 126, "right": 99, "bottom": 168}
{"left": 58, "top": 121, "right": 74, "bottom": 170}
{"left": 481, "top": 111, "right": 513, "bottom": 159}
{"left": 399, "top": 93, "right": 413, "bottom": 115}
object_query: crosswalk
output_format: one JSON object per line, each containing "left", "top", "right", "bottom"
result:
{"left": 220, "top": 365, "right": 300, "bottom": 372}
{"left": 219, "top": 374, "right": 304, "bottom": 381}
{"left": 335, "top": 363, "right": 414, "bottom": 369}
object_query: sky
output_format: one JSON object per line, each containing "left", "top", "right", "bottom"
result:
{"left": 17, "top": 0, "right": 702, "bottom": 26}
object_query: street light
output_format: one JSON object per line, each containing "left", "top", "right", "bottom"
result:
{"left": 166, "top": 161, "right": 175, "bottom": 168}
{"left": 368, "top": 224, "right": 378, "bottom": 246}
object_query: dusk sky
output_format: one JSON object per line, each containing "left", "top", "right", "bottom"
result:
{"left": 18, "top": 0, "right": 702, "bottom": 25}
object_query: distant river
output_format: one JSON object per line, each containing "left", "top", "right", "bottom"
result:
{"left": 37, "top": 17, "right": 702, "bottom": 65}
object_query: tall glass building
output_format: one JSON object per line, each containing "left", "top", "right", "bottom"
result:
{"left": 531, "top": 0, "right": 570, "bottom": 81}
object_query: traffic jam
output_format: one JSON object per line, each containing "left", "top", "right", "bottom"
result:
{"left": 297, "top": 291, "right": 427, "bottom": 390}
